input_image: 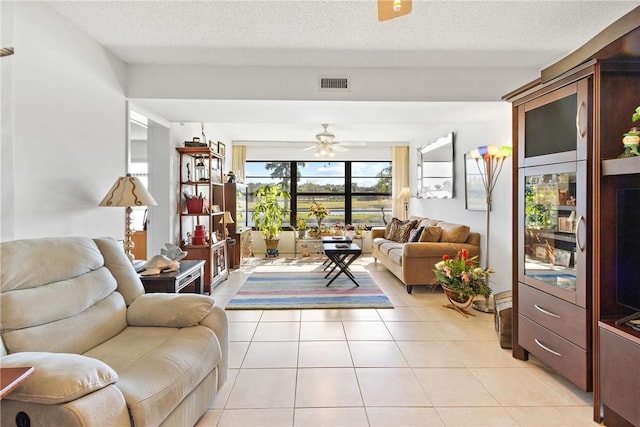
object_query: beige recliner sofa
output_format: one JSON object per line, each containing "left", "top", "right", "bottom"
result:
{"left": 0, "top": 236, "right": 228, "bottom": 427}
{"left": 371, "top": 217, "right": 481, "bottom": 294}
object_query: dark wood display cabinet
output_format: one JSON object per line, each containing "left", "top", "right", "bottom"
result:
{"left": 510, "top": 72, "right": 592, "bottom": 392}
{"left": 176, "top": 147, "right": 229, "bottom": 293}
{"left": 504, "top": 8, "right": 640, "bottom": 423}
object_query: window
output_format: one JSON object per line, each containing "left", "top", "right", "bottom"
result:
{"left": 246, "top": 161, "right": 392, "bottom": 228}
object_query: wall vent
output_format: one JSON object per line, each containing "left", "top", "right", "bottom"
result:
{"left": 319, "top": 75, "right": 350, "bottom": 91}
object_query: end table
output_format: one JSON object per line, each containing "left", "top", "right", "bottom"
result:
{"left": 139, "top": 260, "right": 205, "bottom": 294}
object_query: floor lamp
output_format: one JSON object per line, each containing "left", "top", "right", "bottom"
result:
{"left": 469, "top": 145, "right": 512, "bottom": 313}
{"left": 99, "top": 174, "right": 157, "bottom": 262}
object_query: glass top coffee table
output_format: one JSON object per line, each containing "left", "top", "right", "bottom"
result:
{"left": 322, "top": 242, "right": 362, "bottom": 287}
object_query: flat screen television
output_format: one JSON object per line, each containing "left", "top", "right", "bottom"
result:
{"left": 616, "top": 188, "right": 640, "bottom": 314}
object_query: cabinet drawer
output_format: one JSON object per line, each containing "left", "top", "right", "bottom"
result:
{"left": 518, "top": 283, "right": 588, "bottom": 348}
{"left": 600, "top": 327, "right": 640, "bottom": 426}
{"left": 519, "top": 315, "right": 590, "bottom": 391}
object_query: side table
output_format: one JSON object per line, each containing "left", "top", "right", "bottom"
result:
{"left": 139, "top": 260, "right": 205, "bottom": 294}
{"left": 1, "top": 367, "right": 34, "bottom": 399}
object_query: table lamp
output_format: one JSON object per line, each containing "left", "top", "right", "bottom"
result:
{"left": 220, "top": 211, "right": 234, "bottom": 238}
{"left": 99, "top": 174, "right": 157, "bottom": 261}
{"left": 398, "top": 187, "right": 411, "bottom": 220}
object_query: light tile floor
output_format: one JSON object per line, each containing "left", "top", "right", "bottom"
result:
{"left": 196, "top": 257, "right": 599, "bottom": 427}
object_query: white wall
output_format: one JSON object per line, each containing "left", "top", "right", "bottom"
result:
{"left": 128, "top": 64, "right": 537, "bottom": 103}
{"left": 247, "top": 143, "right": 392, "bottom": 162}
{"left": 2, "top": 2, "right": 128, "bottom": 241}
{"left": 409, "top": 104, "right": 513, "bottom": 293}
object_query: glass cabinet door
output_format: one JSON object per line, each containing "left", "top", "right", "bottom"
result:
{"left": 518, "top": 161, "right": 587, "bottom": 307}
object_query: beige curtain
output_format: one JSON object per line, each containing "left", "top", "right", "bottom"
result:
{"left": 232, "top": 145, "right": 246, "bottom": 183}
{"left": 392, "top": 146, "right": 410, "bottom": 220}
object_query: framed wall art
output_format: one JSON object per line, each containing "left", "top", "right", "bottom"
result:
{"left": 464, "top": 153, "right": 487, "bottom": 211}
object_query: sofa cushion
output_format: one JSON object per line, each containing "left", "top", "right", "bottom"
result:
{"left": 418, "top": 218, "right": 440, "bottom": 228}
{"left": 408, "top": 226, "right": 424, "bottom": 242}
{"left": 386, "top": 218, "right": 417, "bottom": 242}
{"left": 419, "top": 226, "right": 443, "bottom": 242}
{"left": 437, "top": 222, "right": 471, "bottom": 243}
{"left": 378, "top": 241, "right": 404, "bottom": 256}
{"left": 0, "top": 352, "right": 118, "bottom": 404}
{"left": 83, "top": 325, "right": 221, "bottom": 427}
{"left": 127, "top": 293, "right": 215, "bottom": 327}
{"left": 387, "top": 248, "right": 404, "bottom": 265}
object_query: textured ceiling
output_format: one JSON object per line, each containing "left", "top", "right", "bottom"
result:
{"left": 46, "top": 1, "right": 639, "bottom": 145}
{"left": 49, "top": 0, "right": 638, "bottom": 68}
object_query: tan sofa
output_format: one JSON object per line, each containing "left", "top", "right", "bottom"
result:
{"left": 0, "top": 237, "right": 228, "bottom": 427}
{"left": 371, "top": 217, "right": 481, "bottom": 294}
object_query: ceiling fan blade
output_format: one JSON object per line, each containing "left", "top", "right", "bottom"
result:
{"left": 378, "top": 0, "right": 412, "bottom": 21}
{"left": 332, "top": 145, "right": 348, "bottom": 152}
{"left": 301, "top": 145, "right": 317, "bottom": 151}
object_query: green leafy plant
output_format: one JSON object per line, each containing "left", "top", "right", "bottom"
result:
{"left": 296, "top": 216, "right": 307, "bottom": 230}
{"left": 307, "top": 201, "right": 330, "bottom": 229}
{"left": 433, "top": 249, "right": 492, "bottom": 299}
{"left": 252, "top": 184, "right": 291, "bottom": 240}
{"left": 632, "top": 106, "right": 640, "bottom": 123}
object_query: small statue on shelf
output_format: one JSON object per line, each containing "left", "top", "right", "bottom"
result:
{"left": 620, "top": 127, "right": 640, "bottom": 158}
{"left": 620, "top": 106, "right": 640, "bottom": 158}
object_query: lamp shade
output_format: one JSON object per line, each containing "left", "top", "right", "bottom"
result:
{"left": 220, "top": 211, "right": 235, "bottom": 224}
{"left": 398, "top": 187, "right": 411, "bottom": 200}
{"left": 99, "top": 174, "right": 157, "bottom": 207}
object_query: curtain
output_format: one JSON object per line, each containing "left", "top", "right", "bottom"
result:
{"left": 232, "top": 145, "right": 246, "bottom": 183}
{"left": 392, "top": 146, "right": 410, "bottom": 220}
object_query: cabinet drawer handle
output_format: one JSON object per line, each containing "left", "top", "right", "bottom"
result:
{"left": 575, "top": 101, "right": 586, "bottom": 138}
{"left": 534, "top": 338, "right": 562, "bottom": 357}
{"left": 534, "top": 304, "right": 561, "bottom": 319}
{"left": 575, "top": 214, "right": 585, "bottom": 252}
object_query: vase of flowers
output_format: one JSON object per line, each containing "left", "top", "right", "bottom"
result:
{"left": 308, "top": 201, "right": 330, "bottom": 230}
{"left": 353, "top": 223, "right": 367, "bottom": 237}
{"left": 433, "top": 249, "right": 492, "bottom": 317}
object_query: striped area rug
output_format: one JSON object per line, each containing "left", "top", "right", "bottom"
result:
{"left": 226, "top": 270, "right": 394, "bottom": 310}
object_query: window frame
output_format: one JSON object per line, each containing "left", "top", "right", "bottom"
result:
{"left": 246, "top": 160, "right": 392, "bottom": 228}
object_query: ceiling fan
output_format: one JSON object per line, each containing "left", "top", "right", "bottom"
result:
{"left": 302, "top": 124, "right": 348, "bottom": 157}
{"left": 378, "top": 0, "right": 412, "bottom": 21}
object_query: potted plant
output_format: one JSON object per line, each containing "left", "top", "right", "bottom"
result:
{"left": 252, "top": 184, "right": 291, "bottom": 257}
{"left": 353, "top": 223, "right": 367, "bottom": 238}
{"left": 433, "top": 249, "right": 492, "bottom": 316}
{"left": 296, "top": 217, "right": 307, "bottom": 239}
{"left": 308, "top": 201, "right": 330, "bottom": 231}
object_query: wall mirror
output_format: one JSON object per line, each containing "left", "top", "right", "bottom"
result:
{"left": 417, "top": 132, "right": 454, "bottom": 199}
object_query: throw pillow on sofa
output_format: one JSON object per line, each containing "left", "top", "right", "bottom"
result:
{"left": 408, "top": 226, "right": 425, "bottom": 242}
{"left": 386, "top": 217, "right": 417, "bottom": 242}
{"left": 437, "top": 222, "right": 470, "bottom": 243}
{"left": 419, "top": 226, "right": 442, "bottom": 242}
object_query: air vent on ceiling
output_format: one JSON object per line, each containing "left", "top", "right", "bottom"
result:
{"left": 319, "top": 75, "right": 350, "bottom": 92}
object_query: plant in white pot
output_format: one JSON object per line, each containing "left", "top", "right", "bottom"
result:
{"left": 252, "top": 184, "right": 291, "bottom": 257}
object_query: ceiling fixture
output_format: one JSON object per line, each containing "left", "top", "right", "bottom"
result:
{"left": 302, "top": 124, "right": 348, "bottom": 158}
{"left": 378, "top": 0, "right": 412, "bottom": 21}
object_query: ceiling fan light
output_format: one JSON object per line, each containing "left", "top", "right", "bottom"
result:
{"left": 393, "top": 0, "right": 402, "bottom": 12}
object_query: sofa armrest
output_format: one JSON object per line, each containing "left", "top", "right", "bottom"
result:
{"left": 403, "top": 242, "right": 480, "bottom": 258}
{"left": 1, "top": 352, "right": 118, "bottom": 404}
{"left": 127, "top": 293, "right": 215, "bottom": 327}
{"left": 370, "top": 227, "right": 386, "bottom": 239}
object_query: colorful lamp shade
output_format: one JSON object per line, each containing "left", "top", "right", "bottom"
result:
{"left": 469, "top": 145, "right": 512, "bottom": 313}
